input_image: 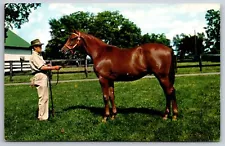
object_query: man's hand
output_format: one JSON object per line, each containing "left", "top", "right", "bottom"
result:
{"left": 54, "top": 65, "right": 62, "bottom": 70}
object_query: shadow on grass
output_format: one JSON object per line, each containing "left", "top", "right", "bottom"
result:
{"left": 61, "top": 105, "right": 163, "bottom": 117}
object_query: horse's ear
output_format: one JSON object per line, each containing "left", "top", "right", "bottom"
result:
{"left": 73, "top": 30, "right": 79, "bottom": 34}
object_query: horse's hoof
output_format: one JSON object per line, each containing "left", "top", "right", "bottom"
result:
{"left": 163, "top": 117, "right": 168, "bottom": 120}
{"left": 162, "top": 114, "right": 168, "bottom": 120}
{"left": 111, "top": 115, "right": 115, "bottom": 120}
{"left": 102, "top": 117, "right": 107, "bottom": 123}
{"left": 172, "top": 115, "right": 177, "bottom": 121}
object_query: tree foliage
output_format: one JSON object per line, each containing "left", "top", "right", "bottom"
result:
{"left": 5, "top": 3, "right": 41, "bottom": 29}
{"left": 173, "top": 33, "right": 205, "bottom": 60}
{"left": 46, "top": 11, "right": 143, "bottom": 59}
{"left": 4, "top": 3, "right": 41, "bottom": 39}
{"left": 204, "top": 9, "right": 220, "bottom": 54}
{"left": 141, "top": 33, "right": 171, "bottom": 47}
{"left": 172, "top": 9, "right": 220, "bottom": 60}
{"left": 46, "top": 10, "right": 172, "bottom": 59}
{"left": 46, "top": 11, "right": 94, "bottom": 59}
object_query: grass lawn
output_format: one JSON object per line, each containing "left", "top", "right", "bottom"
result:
{"left": 4, "top": 74, "right": 220, "bottom": 141}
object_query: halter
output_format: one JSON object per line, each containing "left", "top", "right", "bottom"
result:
{"left": 65, "top": 32, "right": 81, "bottom": 50}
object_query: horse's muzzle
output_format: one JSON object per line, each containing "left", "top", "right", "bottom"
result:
{"left": 61, "top": 46, "right": 68, "bottom": 54}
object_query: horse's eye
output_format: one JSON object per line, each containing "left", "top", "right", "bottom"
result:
{"left": 71, "top": 37, "right": 79, "bottom": 41}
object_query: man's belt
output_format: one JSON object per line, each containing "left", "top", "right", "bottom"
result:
{"left": 32, "top": 71, "right": 47, "bottom": 75}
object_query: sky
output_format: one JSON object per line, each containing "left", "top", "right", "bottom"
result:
{"left": 11, "top": 3, "right": 220, "bottom": 50}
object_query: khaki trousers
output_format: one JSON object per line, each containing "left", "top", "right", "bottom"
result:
{"left": 31, "top": 73, "right": 49, "bottom": 120}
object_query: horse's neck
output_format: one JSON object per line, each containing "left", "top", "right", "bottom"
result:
{"left": 83, "top": 35, "right": 106, "bottom": 60}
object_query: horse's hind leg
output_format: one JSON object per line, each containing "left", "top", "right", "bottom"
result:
{"left": 155, "top": 74, "right": 178, "bottom": 120}
{"left": 109, "top": 81, "right": 117, "bottom": 120}
{"left": 171, "top": 88, "right": 178, "bottom": 120}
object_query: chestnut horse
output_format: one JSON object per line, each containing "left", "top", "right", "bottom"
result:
{"left": 61, "top": 30, "right": 178, "bottom": 122}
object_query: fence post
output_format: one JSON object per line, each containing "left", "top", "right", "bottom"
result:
{"left": 9, "top": 61, "right": 13, "bottom": 82}
{"left": 175, "top": 55, "right": 178, "bottom": 73}
{"left": 20, "top": 60, "right": 23, "bottom": 72}
{"left": 199, "top": 54, "right": 202, "bottom": 72}
{"left": 50, "top": 60, "right": 52, "bottom": 69}
{"left": 84, "top": 57, "right": 88, "bottom": 78}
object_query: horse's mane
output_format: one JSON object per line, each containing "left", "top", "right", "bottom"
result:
{"left": 81, "top": 32, "right": 123, "bottom": 51}
{"left": 81, "top": 32, "right": 107, "bottom": 46}
{"left": 79, "top": 31, "right": 133, "bottom": 51}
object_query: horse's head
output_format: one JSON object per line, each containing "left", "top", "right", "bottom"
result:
{"left": 61, "top": 30, "right": 82, "bottom": 54}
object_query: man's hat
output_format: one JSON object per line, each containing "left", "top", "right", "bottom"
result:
{"left": 30, "top": 39, "right": 44, "bottom": 48}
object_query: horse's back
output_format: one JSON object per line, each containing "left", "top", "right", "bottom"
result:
{"left": 140, "top": 43, "right": 172, "bottom": 52}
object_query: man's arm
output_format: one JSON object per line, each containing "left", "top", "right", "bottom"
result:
{"left": 41, "top": 65, "right": 61, "bottom": 71}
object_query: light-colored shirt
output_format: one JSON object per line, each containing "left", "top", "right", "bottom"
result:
{"left": 29, "top": 51, "right": 46, "bottom": 73}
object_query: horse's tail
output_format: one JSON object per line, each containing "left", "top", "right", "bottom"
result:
{"left": 169, "top": 50, "right": 176, "bottom": 85}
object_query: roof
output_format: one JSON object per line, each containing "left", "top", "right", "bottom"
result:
{"left": 5, "top": 29, "right": 30, "bottom": 48}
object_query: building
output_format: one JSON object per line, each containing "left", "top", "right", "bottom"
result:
{"left": 4, "top": 29, "right": 31, "bottom": 61}
{"left": 4, "top": 30, "right": 31, "bottom": 72}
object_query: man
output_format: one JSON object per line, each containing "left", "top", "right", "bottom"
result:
{"left": 29, "top": 39, "right": 61, "bottom": 121}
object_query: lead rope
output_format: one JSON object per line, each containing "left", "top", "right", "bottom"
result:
{"left": 55, "top": 70, "right": 59, "bottom": 86}
{"left": 48, "top": 70, "right": 55, "bottom": 117}
{"left": 47, "top": 69, "right": 59, "bottom": 118}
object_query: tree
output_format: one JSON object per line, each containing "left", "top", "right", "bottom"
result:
{"left": 89, "top": 11, "right": 124, "bottom": 45}
{"left": 173, "top": 33, "right": 205, "bottom": 60}
{"left": 172, "top": 33, "right": 187, "bottom": 52}
{"left": 4, "top": 3, "right": 41, "bottom": 39}
{"left": 46, "top": 11, "right": 95, "bottom": 59}
{"left": 141, "top": 33, "right": 171, "bottom": 47}
{"left": 90, "top": 11, "right": 142, "bottom": 48}
{"left": 46, "top": 10, "right": 143, "bottom": 59}
{"left": 204, "top": 9, "right": 220, "bottom": 54}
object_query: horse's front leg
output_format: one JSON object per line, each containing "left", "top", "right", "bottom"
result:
{"left": 109, "top": 81, "right": 117, "bottom": 120}
{"left": 99, "top": 76, "right": 110, "bottom": 122}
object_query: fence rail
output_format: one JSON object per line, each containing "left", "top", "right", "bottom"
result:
{"left": 4, "top": 58, "right": 89, "bottom": 82}
{"left": 178, "top": 64, "right": 220, "bottom": 68}
{"left": 5, "top": 54, "right": 220, "bottom": 82}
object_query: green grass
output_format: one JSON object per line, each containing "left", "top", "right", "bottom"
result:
{"left": 4, "top": 75, "right": 220, "bottom": 141}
